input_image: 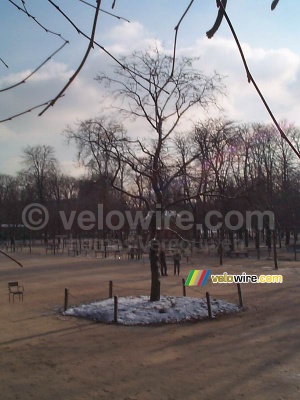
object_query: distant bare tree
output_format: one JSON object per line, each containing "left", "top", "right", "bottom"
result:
{"left": 21, "top": 145, "right": 58, "bottom": 204}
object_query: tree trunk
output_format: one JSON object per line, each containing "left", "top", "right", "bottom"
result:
{"left": 255, "top": 229, "right": 260, "bottom": 260}
{"left": 149, "top": 242, "right": 160, "bottom": 301}
{"left": 244, "top": 229, "right": 249, "bottom": 248}
{"left": 285, "top": 229, "right": 290, "bottom": 245}
{"left": 273, "top": 230, "right": 278, "bottom": 269}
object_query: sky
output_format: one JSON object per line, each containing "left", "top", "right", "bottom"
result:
{"left": 1, "top": 0, "right": 300, "bottom": 177}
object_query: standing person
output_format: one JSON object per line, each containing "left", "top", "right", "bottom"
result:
{"left": 10, "top": 236, "right": 15, "bottom": 252}
{"left": 159, "top": 249, "right": 168, "bottom": 276}
{"left": 173, "top": 250, "right": 181, "bottom": 275}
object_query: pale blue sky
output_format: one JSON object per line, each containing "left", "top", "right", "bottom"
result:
{"left": 1, "top": 0, "right": 300, "bottom": 176}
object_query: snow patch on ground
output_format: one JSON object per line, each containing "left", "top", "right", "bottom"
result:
{"left": 64, "top": 296, "right": 240, "bottom": 325}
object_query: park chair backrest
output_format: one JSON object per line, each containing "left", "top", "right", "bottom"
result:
{"left": 8, "top": 281, "right": 24, "bottom": 302}
{"left": 8, "top": 282, "right": 19, "bottom": 290}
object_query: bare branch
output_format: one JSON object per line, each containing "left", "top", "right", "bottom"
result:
{"left": 8, "top": 0, "right": 68, "bottom": 42}
{"left": 47, "top": 0, "right": 168, "bottom": 99}
{"left": 171, "top": 0, "right": 195, "bottom": 77}
{"left": 0, "top": 41, "right": 68, "bottom": 93}
{"left": 21, "top": 0, "right": 28, "bottom": 13}
{"left": 110, "top": 161, "right": 150, "bottom": 210}
{"left": 136, "top": 140, "right": 154, "bottom": 158}
{"left": 0, "top": 97, "right": 64, "bottom": 123}
{"left": 0, "top": 249, "right": 23, "bottom": 267}
{"left": 271, "top": 0, "right": 280, "bottom": 10}
{"left": 0, "top": 58, "right": 9, "bottom": 68}
{"left": 206, "top": 0, "right": 227, "bottom": 39}
{"left": 39, "top": 0, "right": 102, "bottom": 115}
{"left": 166, "top": 189, "right": 247, "bottom": 209}
{"left": 77, "top": 0, "right": 130, "bottom": 22}
{"left": 216, "top": 1, "right": 300, "bottom": 160}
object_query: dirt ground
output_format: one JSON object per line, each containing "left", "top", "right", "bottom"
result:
{"left": 1, "top": 248, "right": 300, "bottom": 400}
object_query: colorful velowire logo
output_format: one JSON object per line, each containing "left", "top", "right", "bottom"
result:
{"left": 185, "top": 270, "right": 211, "bottom": 286}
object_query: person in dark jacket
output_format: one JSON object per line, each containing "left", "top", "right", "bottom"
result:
{"left": 173, "top": 250, "right": 182, "bottom": 275}
{"left": 159, "top": 249, "right": 168, "bottom": 276}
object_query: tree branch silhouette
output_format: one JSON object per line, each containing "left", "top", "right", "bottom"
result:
{"left": 206, "top": 0, "right": 227, "bottom": 39}
{"left": 8, "top": 0, "right": 68, "bottom": 42}
{"left": 271, "top": 0, "right": 280, "bottom": 10}
{"left": 0, "top": 58, "right": 9, "bottom": 68}
{"left": 1, "top": 0, "right": 167, "bottom": 122}
{"left": 77, "top": 0, "right": 130, "bottom": 22}
{"left": 0, "top": 41, "right": 68, "bottom": 93}
{"left": 0, "top": 249, "right": 23, "bottom": 267}
{"left": 214, "top": 1, "right": 300, "bottom": 160}
{"left": 1, "top": 0, "right": 286, "bottom": 122}
{"left": 207, "top": 0, "right": 281, "bottom": 38}
{"left": 39, "top": 0, "right": 102, "bottom": 116}
{"left": 171, "top": 0, "right": 195, "bottom": 77}
{"left": 48, "top": 0, "right": 167, "bottom": 89}
{"left": 0, "top": 97, "right": 64, "bottom": 123}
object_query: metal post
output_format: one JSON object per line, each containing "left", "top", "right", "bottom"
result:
{"left": 64, "top": 287, "right": 69, "bottom": 311}
{"left": 206, "top": 291, "right": 212, "bottom": 319}
{"left": 114, "top": 295, "right": 118, "bottom": 324}
{"left": 109, "top": 280, "right": 113, "bottom": 298}
{"left": 182, "top": 278, "right": 186, "bottom": 297}
{"left": 237, "top": 283, "right": 244, "bottom": 308}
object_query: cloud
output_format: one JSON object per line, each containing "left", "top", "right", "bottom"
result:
{"left": 179, "top": 36, "right": 300, "bottom": 124}
{"left": 0, "top": 59, "right": 107, "bottom": 177}
{"left": 61, "top": 161, "right": 86, "bottom": 178}
{"left": 0, "top": 61, "right": 73, "bottom": 88}
{"left": 103, "top": 21, "right": 162, "bottom": 54}
{"left": 1, "top": 19, "right": 300, "bottom": 177}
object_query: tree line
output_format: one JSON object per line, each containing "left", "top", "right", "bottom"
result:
{"left": 1, "top": 50, "right": 300, "bottom": 247}
{"left": 1, "top": 117, "right": 300, "bottom": 246}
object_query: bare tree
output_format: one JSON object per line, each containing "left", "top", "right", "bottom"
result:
{"left": 21, "top": 145, "right": 58, "bottom": 205}
{"left": 67, "top": 48, "right": 225, "bottom": 300}
{"left": 95, "top": 48, "right": 224, "bottom": 210}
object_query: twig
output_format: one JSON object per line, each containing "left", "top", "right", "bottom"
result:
{"left": 21, "top": 0, "right": 28, "bottom": 13}
{"left": 271, "top": 0, "right": 280, "bottom": 10}
{"left": 77, "top": 0, "right": 130, "bottom": 22}
{"left": 206, "top": 0, "right": 227, "bottom": 39}
{"left": 8, "top": 0, "right": 67, "bottom": 42}
{"left": 0, "top": 58, "right": 9, "bottom": 68}
{"left": 0, "top": 97, "right": 64, "bottom": 123}
{"left": 206, "top": 0, "right": 279, "bottom": 36}
{"left": 47, "top": 0, "right": 168, "bottom": 93}
{"left": 39, "top": 0, "right": 102, "bottom": 115}
{"left": 171, "top": 0, "right": 195, "bottom": 77}
{"left": 217, "top": 1, "right": 300, "bottom": 160}
{"left": 0, "top": 41, "right": 68, "bottom": 93}
{"left": 0, "top": 250, "right": 23, "bottom": 267}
